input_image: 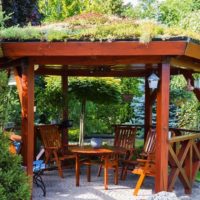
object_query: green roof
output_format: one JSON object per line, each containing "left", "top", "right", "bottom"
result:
{"left": 0, "top": 13, "right": 199, "bottom": 43}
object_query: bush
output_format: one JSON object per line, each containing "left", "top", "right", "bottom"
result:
{"left": 0, "top": 131, "right": 31, "bottom": 200}
{"left": 68, "top": 129, "right": 79, "bottom": 142}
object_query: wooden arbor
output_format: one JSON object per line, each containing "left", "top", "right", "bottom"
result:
{"left": 1, "top": 39, "right": 200, "bottom": 193}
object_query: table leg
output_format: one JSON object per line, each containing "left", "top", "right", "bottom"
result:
{"left": 87, "top": 160, "right": 91, "bottom": 182}
{"left": 75, "top": 154, "right": 80, "bottom": 186}
{"left": 104, "top": 155, "right": 109, "bottom": 190}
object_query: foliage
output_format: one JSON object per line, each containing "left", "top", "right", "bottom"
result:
{"left": 0, "top": 71, "right": 21, "bottom": 129}
{"left": 1, "top": 0, "right": 41, "bottom": 26}
{"left": 170, "top": 75, "right": 200, "bottom": 129}
{"left": 38, "top": 0, "right": 82, "bottom": 21}
{"left": 158, "top": 0, "right": 193, "bottom": 26}
{"left": 38, "top": 0, "right": 126, "bottom": 22}
{"left": 68, "top": 128, "right": 79, "bottom": 141}
{"left": 0, "top": 131, "right": 30, "bottom": 199}
{"left": 180, "top": 10, "right": 200, "bottom": 33}
{"left": 0, "top": 11, "right": 12, "bottom": 29}
{"left": 0, "top": 13, "right": 200, "bottom": 42}
{"left": 69, "top": 77, "right": 121, "bottom": 104}
{"left": 35, "top": 76, "right": 63, "bottom": 122}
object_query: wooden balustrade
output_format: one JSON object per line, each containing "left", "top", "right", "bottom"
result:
{"left": 168, "top": 133, "right": 200, "bottom": 194}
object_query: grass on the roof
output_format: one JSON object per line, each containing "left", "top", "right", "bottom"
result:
{"left": 0, "top": 13, "right": 199, "bottom": 42}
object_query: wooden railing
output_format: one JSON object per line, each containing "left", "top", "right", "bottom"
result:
{"left": 168, "top": 133, "right": 200, "bottom": 194}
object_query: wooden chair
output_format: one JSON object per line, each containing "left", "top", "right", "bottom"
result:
{"left": 132, "top": 129, "right": 156, "bottom": 196}
{"left": 36, "top": 124, "right": 76, "bottom": 178}
{"left": 97, "top": 125, "right": 137, "bottom": 179}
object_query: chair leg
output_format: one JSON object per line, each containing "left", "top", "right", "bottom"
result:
{"left": 53, "top": 151, "right": 63, "bottom": 178}
{"left": 114, "top": 164, "right": 118, "bottom": 185}
{"left": 133, "top": 172, "right": 146, "bottom": 196}
{"left": 121, "top": 165, "right": 128, "bottom": 180}
{"left": 97, "top": 164, "right": 102, "bottom": 177}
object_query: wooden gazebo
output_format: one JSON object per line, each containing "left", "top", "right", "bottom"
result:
{"left": 1, "top": 38, "right": 200, "bottom": 194}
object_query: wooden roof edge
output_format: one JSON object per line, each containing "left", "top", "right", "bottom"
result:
{"left": 1, "top": 40, "right": 187, "bottom": 57}
{"left": 185, "top": 40, "right": 200, "bottom": 60}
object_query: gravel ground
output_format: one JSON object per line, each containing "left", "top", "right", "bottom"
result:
{"left": 33, "top": 166, "right": 200, "bottom": 200}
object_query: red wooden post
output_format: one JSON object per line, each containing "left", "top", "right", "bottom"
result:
{"left": 61, "top": 75, "right": 68, "bottom": 147}
{"left": 155, "top": 62, "right": 170, "bottom": 192}
{"left": 144, "top": 75, "right": 152, "bottom": 141}
{"left": 21, "top": 59, "right": 34, "bottom": 178}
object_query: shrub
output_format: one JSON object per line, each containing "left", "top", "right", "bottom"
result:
{"left": 0, "top": 131, "right": 31, "bottom": 200}
{"left": 68, "top": 129, "right": 79, "bottom": 142}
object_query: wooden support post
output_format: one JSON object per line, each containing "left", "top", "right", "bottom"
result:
{"left": 155, "top": 62, "right": 170, "bottom": 192}
{"left": 61, "top": 75, "right": 68, "bottom": 147}
{"left": 144, "top": 76, "right": 152, "bottom": 141}
{"left": 21, "top": 59, "right": 34, "bottom": 178}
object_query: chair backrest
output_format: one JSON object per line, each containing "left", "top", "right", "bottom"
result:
{"left": 36, "top": 125, "right": 61, "bottom": 149}
{"left": 143, "top": 129, "right": 156, "bottom": 155}
{"left": 114, "top": 125, "right": 137, "bottom": 150}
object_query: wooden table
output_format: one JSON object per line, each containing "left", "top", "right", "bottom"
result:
{"left": 71, "top": 146, "right": 119, "bottom": 190}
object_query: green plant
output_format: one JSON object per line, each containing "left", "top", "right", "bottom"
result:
{"left": 68, "top": 128, "right": 79, "bottom": 141}
{"left": 0, "top": 131, "right": 31, "bottom": 199}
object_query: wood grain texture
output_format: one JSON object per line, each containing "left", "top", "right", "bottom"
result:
{"left": 21, "top": 61, "right": 34, "bottom": 179}
{"left": 2, "top": 41, "right": 186, "bottom": 57}
{"left": 155, "top": 63, "right": 170, "bottom": 192}
{"left": 185, "top": 43, "right": 200, "bottom": 60}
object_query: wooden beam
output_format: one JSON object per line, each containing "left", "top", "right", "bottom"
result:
{"left": 61, "top": 75, "right": 68, "bottom": 148}
{"left": 35, "top": 68, "right": 147, "bottom": 77}
{"left": 155, "top": 62, "right": 170, "bottom": 192}
{"left": 2, "top": 41, "right": 186, "bottom": 57}
{"left": 185, "top": 42, "right": 200, "bottom": 60}
{"left": 21, "top": 60, "right": 34, "bottom": 179}
{"left": 170, "top": 57, "right": 200, "bottom": 72}
{"left": 30, "top": 56, "right": 163, "bottom": 66}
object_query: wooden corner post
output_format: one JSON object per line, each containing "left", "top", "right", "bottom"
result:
{"left": 155, "top": 62, "right": 170, "bottom": 192}
{"left": 21, "top": 59, "right": 35, "bottom": 178}
{"left": 61, "top": 74, "right": 68, "bottom": 147}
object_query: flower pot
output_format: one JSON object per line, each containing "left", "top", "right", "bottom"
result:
{"left": 91, "top": 138, "right": 102, "bottom": 148}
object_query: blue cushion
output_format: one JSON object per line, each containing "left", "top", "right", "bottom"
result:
{"left": 33, "top": 160, "right": 46, "bottom": 172}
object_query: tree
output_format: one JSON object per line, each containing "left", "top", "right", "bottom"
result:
{"left": 1, "top": 0, "right": 41, "bottom": 26}
{"left": 69, "top": 77, "right": 121, "bottom": 145}
{"left": 38, "top": 0, "right": 128, "bottom": 22}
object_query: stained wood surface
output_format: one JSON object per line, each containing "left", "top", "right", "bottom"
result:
{"left": 2, "top": 41, "right": 186, "bottom": 57}
{"left": 168, "top": 134, "right": 200, "bottom": 194}
{"left": 185, "top": 43, "right": 200, "bottom": 60}
{"left": 21, "top": 62, "right": 34, "bottom": 178}
{"left": 155, "top": 63, "right": 170, "bottom": 192}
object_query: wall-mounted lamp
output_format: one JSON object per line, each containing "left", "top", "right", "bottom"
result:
{"left": 8, "top": 70, "right": 16, "bottom": 86}
{"left": 148, "top": 73, "right": 159, "bottom": 89}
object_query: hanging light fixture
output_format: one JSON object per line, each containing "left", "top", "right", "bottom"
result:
{"left": 148, "top": 73, "right": 160, "bottom": 89}
{"left": 8, "top": 70, "right": 16, "bottom": 86}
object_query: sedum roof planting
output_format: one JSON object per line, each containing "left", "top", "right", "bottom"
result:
{"left": 0, "top": 13, "right": 199, "bottom": 43}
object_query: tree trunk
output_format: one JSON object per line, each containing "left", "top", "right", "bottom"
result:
{"left": 79, "top": 98, "right": 86, "bottom": 146}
